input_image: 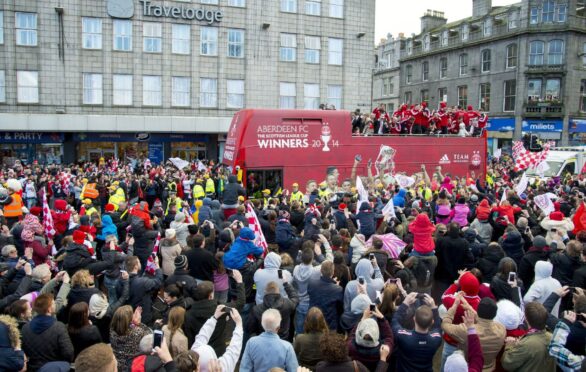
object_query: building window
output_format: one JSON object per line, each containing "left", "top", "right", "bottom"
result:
{"left": 172, "top": 24, "right": 191, "bottom": 55}
{"left": 0, "top": 71, "right": 5, "bottom": 102}
{"left": 580, "top": 80, "right": 586, "bottom": 112}
{"left": 304, "top": 36, "right": 320, "bottom": 64}
{"left": 422, "top": 61, "right": 429, "bottom": 81}
{"left": 404, "top": 91, "right": 412, "bottom": 104}
{"left": 459, "top": 54, "right": 468, "bottom": 76}
{"left": 388, "top": 77, "right": 394, "bottom": 94}
{"left": 529, "top": 41, "right": 544, "bottom": 65}
{"left": 227, "top": 79, "right": 245, "bottom": 108}
{"left": 479, "top": 83, "right": 490, "bottom": 111}
{"left": 327, "top": 85, "right": 342, "bottom": 109}
{"left": 113, "top": 20, "right": 132, "bottom": 51}
{"left": 279, "top": 82, "right": 296, "bottom": 108}
{"left": 143, "top": 23, "right": 162, "bottom": 53}
{"left": 201, "top": 0, "right": 219, "bottom": 4}
{"left": 423, "top": 34, "right": 430, "bottom": 51}
{"left": 504, "top": 80, "right": 516, "bottom": 111}
{"left": 527, "top": 79, "right": 542, "bottom": 101}
{"left": 200, "top": 27, "right": 218, "bottom": 56}
{"left": 545, "top": 78, "right": 561, "bottom": 100}
{"left": 16, "top": 12, "right": 37, "bottom": 46}
{"left": 82, "top": 18, "right": 102, "bottom": 50}
{"left": 306, "top": 0, "right": 321, "bottom": 16}
{"left": 172, "top": 77, "right": 191, "bottom": 107}
{"left": 481, "top": 49, "right": 491, "bottom": 72}
{"left": 506, "top": 44, "right": 517, "bottom": 68}
{"left": 438, "top": 87, "right": 447, "bottom": 102}
{"left": 228, "top": 0, "right": 246, "bottom": 6}
{"left": 420, "top": 89, "right": 429, "bottom": 104}
{"left": 508, "top": 11, "right": 518, "bottom": 29}
{"left": 530, "top": 7, "right": 539, "bottom": 24}
{"left": 457, "top": 86, "right": 468, "bottom": 107}
{"left": 113, "top": 74, "right": 133, "bottom": 106}
{"left": 228, "top": 29, "right": 244, "bottom": 58}
{"left": 483, "top": 18, "right": 492, "bottom": 36}
{"left": 304, "top": 83, "right": 320, "bottom": 109}
{"left": 407, "top": 41, "right": 412, "bottom": 55}
{"left": 441, "top": 30, "right": 448, "bottom": 47}
{"left": 200, "top": 78, "right": 217, "bottom": 107}
{"left": 16, "top": 71, "right": 39, "bottom": 103}
{"left": 82, "top": 73, "right": 103, "bottom": 105}
{"left": 583, "top": 43, "right": 586, "bottom": 66}
{"left": 280, "top": 33, "right": 297, "bottom": 62}
{"left": 542, "top": 0, "right": 554, "bottom": 22}
{"left": 405, "top": 65, "right": 412, "bottom": 84}
{"left": 329, "top": 0, "right": 343, "bottom": 18}
{"left": 281, "top": 0, "right": 297, "bottom": 12}
{"left": 0, "top": 11, "right": 3, "bottom": 45}
{"left": 439, "top": 58, "right": 448, "bottom": 79}
{"left": 556, "top": 3, "right": 567, "bottom": 22}
{"left": 547, "top": 39, "right": 564, "bottom": 65}
{"left": 328, "top": 38, "right": 343, "bottom": 65}
{"left": 461, "top": 24, "right": 469, "bottom": 41}
{"left": 143, "top": 76, "right": 162, "bottom": 106}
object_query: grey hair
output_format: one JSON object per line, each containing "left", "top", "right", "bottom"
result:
{"left": 32, "top": 264, "right": 51, "bottom": 282}
{"left": 139, "top": 334, "right": 154, "bottom": 354}
{"left": 261, "top": 309, "right": 282, "bottom": 333}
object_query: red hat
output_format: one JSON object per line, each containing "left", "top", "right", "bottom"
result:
{"left": 54, "top": 199, "right": 67, "bottom": 211}
{"left": 339, "top": 203, "right": 347, "bottom": 210}
{"left": 30, "top": 206, "right": 42, "bottom": 216}
{"left": 553, "top": 202, "right": 561, "bottom": 212}
{"left": 440, "top": 102, "right": 447, "bottom": 108}
{"left": 460, "top": 272, "right": 480, "bottom": 296}
{"left": 73, "top": 230, "right": 86, "bottom": 245}
{"left": 421, "top": 102, "right": 427, "bottom": 108}
{"left": 467, "top": 105, "right": 473, "bottom": 111}
{"left": 105, "top": 203, "right": 116, "bottom": 212}
{"left": 549, "top": 211, "right": 563, "bottom": 221}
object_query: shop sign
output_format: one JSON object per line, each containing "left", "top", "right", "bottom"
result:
{"left": 569, "top": 119, "right": 586, "bottom": 133}
{"left": 522, "top": 119, "right": 563, "bottom": 133}
{"left": 0, "top": 132, "right": 63, "bottom": 144}
{"left": 486, "top": 118, "right": 515, "bottom": 132}
{"left": 148, "top": 143, "right": 164, "bottom": 164}
{"left": 135, "top": 133, "right": 151, "bottom": 141}
{"left": 107, "top": 0, "right": 224, "bottom": 24}
{"left": 73, "top": 133, "right": 209, "bottom": 143}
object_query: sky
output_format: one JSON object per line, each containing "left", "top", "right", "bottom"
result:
{"left": 375, "top": 0, "right": 519, "bottom": 44}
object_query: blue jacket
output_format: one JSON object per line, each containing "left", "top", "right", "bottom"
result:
{"left": 275, "top": 220, "right": 296, "bottom": 252}
{"left": 98, "top": 215, "right": 118, "bottom": 241}
{"left": 393, "top": 189, "right": 407, "bottom": 208}
{"left": 240, "top": 332, "right": 298, "bottom": 372}
{"left": 223, "top": 227, "right": 264, "bottom": 270}
{"left": 307, "top": 275, "right": 343, "bottom": 331}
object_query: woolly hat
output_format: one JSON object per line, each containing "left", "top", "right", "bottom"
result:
{"left": 29, "top": 206, "right": 42, "bottom": 216}
{"left": 532, "top": 236, "right": 547, "bottom": 249}
{"left": 73, "top": 230, "right": 86, "bottom": 245}
{"left": 339, "top": 203, "right": 347, "bottom": 210}
{"left": 174, "top": 212, "right": 186, "bottom": 223}
{"left": 89, "top": 293, "right": 109, "bottom": 319}
{"left": 440, "top": 101, "right": 447, "bottom": 108}
{"left": 549, "top": 211, "right": 563, "bottom": 221}
{"left": 355, "top": 318, "right": 380, "bottom": 348}
{"left": 165, "top": 229, "right": 176, "bottom": 239}
{"left": 54, "top": 199, "right": 68, "bottom": 211}
{"left": 477, "top": 297, "right": 498, "bottom": 320}
{"left": 445, "top": 351, "right": 468, "bottom": 372}
{"left": 494, "top": 300, "right": 523, "bottom": 330}
{"left": 459, "top": 272, "right": 480, "bottom": 296}
{"left": 174, "top": 255, "right": 188, "bottom": 270}
{"left": 351, "top": 294, "right": 372, "bottom": 314}
{"left": 104, "top": 203, "right": 116, "bottom": 212}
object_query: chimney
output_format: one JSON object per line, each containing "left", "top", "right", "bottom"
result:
{"left": 420, "top": 9, "right": 447, "bottom": 33}
{"left": 472, "top": 0, "right": 492, "bottom": 17}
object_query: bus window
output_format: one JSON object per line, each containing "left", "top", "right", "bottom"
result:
{"left": 560, "top": 161, "right": 575, "bottom": 176}
{"left": 246, "top": 169, "right": 283, "bottom": 197}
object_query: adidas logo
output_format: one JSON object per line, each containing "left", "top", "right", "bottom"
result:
{"left": 439, "top": 154, "right": 451, "bottom": 164}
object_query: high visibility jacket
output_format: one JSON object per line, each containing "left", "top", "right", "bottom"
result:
{"left": 290, "top": 191, "right": 304, "bottom": 203}
{"left": 318, "top": 188, "right": 330, "bottom": 199}
{"left": 85, "top": 206, "right": 98, "bottom": 216}
{"left": 205, "top": 178, "right": 215, "bottom": 194}
{"left": 3, "top": 193, "right": 23, "bottom": 218}
{"left": 108, "top": 188, "right": 126, "bottom": 210}
{"left": 82, "top": 183, "right": 99, "bottom": 199}
{"left": 167, "top": 182, "right": 177, "bottom": 193}
{"left": 165, "top": 198, "right": 182, "bottom": 216}
{"left": 193, "top": 185, "right": 205, "bottom": 199}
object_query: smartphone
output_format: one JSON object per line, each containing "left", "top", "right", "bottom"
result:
{"left": 358, "top": 276, "right": 365, "bottom": 285}
{"left": 153, "top": 330, "right": 163, "bottom": 349}
{"left": 369, "top": 304, "right": 376, "bottom": 312}
{"left": 222, "top": 306, "right": 233, "bottom": 314}
{"left": 355, "top": 154, "right": 362, "bottom": 162}
{"left": 551, "top": 228, "right": 557, "bottom": 233}
{"left": 369, "top": 253, "right": 375, "bottom": 260}
{"left": 278, "top": 269, "right": 283, "bottom": 279}
{"left": 508, "top": 272, "right": 516, "bottom": 282}
{"left": 388, "top": 278, "right": 398, "bottom": 283}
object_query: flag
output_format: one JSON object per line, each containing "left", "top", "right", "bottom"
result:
{"left": 245, "top": 203, "right": 268, "bottom": 254}
{"left": 395, "top": 175, "right": 415, "bottom": 188}
{"left": 534, "top": 194, "right": 555, "bottom": 215}
{"left": 355, "top": 176, "right": 369, "bottom": 213}
{"left": 535, "top": 161, "right": 550, "bottom": 177}
{"left": 501, "top": 188, "right": 508, "bottom": 203}
{"left": 493, "top": 148, "right": 502, "bottom": 159}
{"left": 381, "top": 198, "right": 396, "bottom": 218}
{"left": 59, "top": 172, "right": 71, "bottom": 195}
{"left": 169, "top": 157, "right": 190, "bottom": 170}
{"left": 515, "top": 173, "right": 529, "bottom": 197}
{"left": 111, "top": 158, "right": 119, "bottom": 171}
{"left": 197, "top": 160, "right": 208, "bottom": 172}
{"left": 512, "top": 141, "right": 553, "bottom": 172}
{"left": 42, "top": 188, "right": 56, "bottom": 240}
{"left": 145, "top": 232, "right": 161, "bottom": 275}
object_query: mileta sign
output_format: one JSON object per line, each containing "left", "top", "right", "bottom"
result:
{"left": 139, "top": 0, "right": 223, "bottom": 24}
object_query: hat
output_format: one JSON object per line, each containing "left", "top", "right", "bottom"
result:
{"left": 292, "top": 183, "right": 299, "bottom": 187}
{"left": 339, "top": 203, "right": 347, "bottom": 210}
{"left": 459, "top": 272, "right": 479, "bottom": 296}
{"left": 238, "top": 195, "right": 245, "bottom": 202}
{"left": 54, "top": 199, "right": 68, "bottom": 211}
{"left": 105, "top": 203, "right": 116, "bottom": 212}
{"left": 470, "top": 194, "right": 478, "bottom": 202}
{"left": 440, "top": 102, "right": 447, "bottom": 108}
{"left": 549, "top": 211, "right": 563, "bottom": 221}
{"left": 73, "top": 230, "right": 86, "bottom": 245}
{"left": 82, "top": 198, "right": 92, "bottom": 205}
{"left": 262, "top": 189, "right": 271, "bottom": 195}
{"left": 477, "top": 297, "right": 498, "bottom": 320}
{"left": 495, "top": 299, "right": 523, "bottom": 330}
{"left": 89, "top": 293, "right": 109, "bottom": 319}
{"left": 355, "top": 318, "right": 380, "bottom": 348}
{"left": 445, "top": 351, "right": 468, "bottom": 372}
{"left": 467, "top": 105, "right": 473, "bottom": 111}
{"left": 174, "top": 255, "right": 188, "bottom": 270}
{"left": 30, "top": 206, "right": 42, "bottom": 216}
{"left": 165, "top": 229, "right": 176, "bottom": 239}
{"left": 174, "top": 212, "right": 185, "bottom": 223}
{"left": 532, "top": 236, "right": 547, "bottom": 249}
{"left": 351, "top": 294, "right": 372, "bottom": 314}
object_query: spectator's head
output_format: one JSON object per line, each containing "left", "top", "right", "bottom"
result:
{"left": 32, "top": 264, "right": 52, "bottom": 284}
{"left": 261, "top": 309, "right": 281, "bottom": 334}
{"left": 68, "top": 302, "right": 90, "bottom": 333}
{"left": 477, "top": 298, "right": 498, "bottom": 320}
{"left": 320, "top": 261, "right": 334, "bottom": 279}
{"left": 265, "top": 281, "right": 280, "bottom": 296}
{"left": 125, "top": 256, "right": 140, "bottom": 273}
{"left": 139, "top": 334, "right": 154, "bottom": 354}
{"left": 194, "top": 281, "right": 214, "bottom": 301}
{"left": 355, "top": 318, "right": 380, "bottom": 347}
{"left": 573, "top": 294, "right": 586, "bottom": 315}
{"left": 567, "top": 240, "right": 583, "bottom": 258}
{"left": 167, "top": 306, "right": 186, "bottom": 334}
{"left": 301, "top": 247, "right": 314, "bottom": 265}
{"left": 74, "top": 343, "right": 117, "bottom": 372}
{"left": 190, "top": 234, "right": 206, "bottom": 249}
{"left": 175, "top": 350, "right": 200, "bottom": 372}
{"left": 524, "top": 302, "right": 548, "bottom": 331}
{"left": 331, "top": 235, "right": 343, "bottom": 249}
{"left": 174, "top": 255, "right": 188, "bottom": 271}
{"left": 497, "top": 257, "right": 517, "bottom": 280}
{"left": 164, "top": 284, "right": 183, "bottom": 304}
{"left": 71, "top": 269, "right": 94, "bottom": 288}
{"left": 33, "top": 293, "right": 55, "bottom": 316}
{"left": 444, "top": 350, "right": 468, "bottom": 372}
{"left": 1, "top": 245, "right": 17, "bottom": 259}
{"left": 372, "top": 238, "right": 383, "bottom": 250}
{"left": 303, "top": 307, "right": 328, "bottom": 334}
{"left": 414, "top": 305, "right": 434, "bottom": 332}
{"left": 379, "top": 284, "right": 400, "bottom": 316}
{"left": 495, "top": 300, "right": 523, "bottom": 330}
{"left": 9, "top": 299, "right": 32, "bottom": 321}
{"left": 187, "top": 224, "right": 199, "bottom": 236}
{"left": 320, "top": 333, "right": 349, "bottom": 363}
{"left": 280, "top": 253, "right": 293, "bottom": 268}
{"left": 111, "top": 305, "right": 133, "bottom": 336}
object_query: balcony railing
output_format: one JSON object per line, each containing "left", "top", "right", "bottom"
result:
{"left": 523, "top": 100, "right": 564, "bottom": 116}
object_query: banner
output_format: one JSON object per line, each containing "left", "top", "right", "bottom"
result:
{"left": 395, "top": 174, "right": 415, "bottom": 188}
{"left": 534, "top": 161, "right": 550, "bottom": 177}
{"left": 355, "top": 176, "right": 369, "bottom": 212}
{"left": 169, "top": 157, "right": 189, "bottom": 170}
{"left": 245, "top": 203, "right": 268, "bottom": 255}
{"left": 501, "top": 188, "right": 508, "bottom": 203}
{"left": 381, "top": 198, "right": 396, "bottom": 218}
{"left": 145, "top": 232, "right": 161, "bottom": 275}
{"left": 534, "top": 194, "right": 555, "bottom": 215}
{"left": 515, "top": 173, "right": 528, "bottom": 197}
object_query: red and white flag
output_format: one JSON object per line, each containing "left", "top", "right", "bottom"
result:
{"left": 245, "top": 203, "right": 268, "bottom": 255}
{"left": 59, "top": 172, "right": 71, "bottom": 194}
{"left": 145, "top": 232, "right": 161, "bottom": 275}
{"left": 42, "top": 188, "right": 56, "bottom": 240}
{"left": 512, "top": 141, "right": 553, "bottom": 172}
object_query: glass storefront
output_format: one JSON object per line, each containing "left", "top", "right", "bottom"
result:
{"left": 170, "top": 142, "right": 207, "bottom": 161}
{"left": 0, "top": 132, "right": 64, "bottom": 165}
{"left": 76, "top": 142, "right": 149, "bottom": 162}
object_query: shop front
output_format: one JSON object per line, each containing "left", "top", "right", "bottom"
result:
{"left": 0, "top": 132, "right": 64, "bottom": 166}
{"left": 569, "top": 119, "right": 586, "bottom": 146}
{"left": 486, "top": 117, "right": 515, "bottom": 155}
{"left": 521, "top": 119, "right": 563, "bottom": 145}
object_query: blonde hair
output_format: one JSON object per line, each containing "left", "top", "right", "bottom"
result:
{"left": 167, "top": 306, "right": 186, "bottom": 358}
{"left": 71, "top": 270, "right": 94, "bottom": 288}
{"left": 0, "top": 315, "right": 21, "bottom": 349}
{"left": 111, "top": 305, "right": 133, "bottom": 336}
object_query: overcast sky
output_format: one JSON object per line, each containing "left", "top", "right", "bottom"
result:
{"left": 375, "top": 0, "right": 519, "bottom": 43}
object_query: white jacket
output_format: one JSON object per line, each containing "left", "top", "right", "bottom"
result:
{"left": 523, "top": 260, "right": 561, "bottom": 317}
{"left": 540, "top": 217, "right": 574, "bottom": 250}
{"left": 191, "top": 317, "right": 243, "bottom": 372}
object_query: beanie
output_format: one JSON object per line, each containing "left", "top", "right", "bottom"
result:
{"left": 54, "top": 199, "right": 68, "bottom": 211}
{"left": 174, "top": 255, "right": 188, "bottom": 270}
{"left": 459, "top": 272, "right": 480, "bottom": 296}
{"left": 445, "top": 351, "right": 468, "bottom": 372}
{"left": 165, "top": 229, "right": 176, "bottom": 239}
{"left": 355, "top": 318, "right": 380, "bottom": 348}
{"left": 532, "top": 236, "right": 547, "bottom": 249}
{"left": 477, "top": 297, "right": 498, "bottom": 320}
{"left": 73, "top": 230, "right": 86, "bottom": 245}
{"left": 105, "top": 203, "right": 116, "bottom": 212}
{"left": 549, "top": 211, "right": 563, "bottom": 221}
{"left": 89, "top": 293, "right": 109, "bottom": 319}
{"left": 494, "top": 299, "right": 523, "bottom": 330}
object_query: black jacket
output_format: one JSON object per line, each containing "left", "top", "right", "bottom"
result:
{"left": 128, "top": 269, "right": 164, "bottom": 325}
{"left": 308, "top": 276, "right": 343, "bottom": 331}
{"left": 222, "top": 176, "right": 245, "bottom": 205}
{"left": 22, "top": 317, "right": 74, "bottom": 371}
{"left": 185, "top": 247, "right": 217, "bottom": 282}
{"left": 69, "top": 325, "right": 102, "bottom": 357}
{"left": 490, "top": 275, "right": 524, "bottom": 302}
{"left": 165, "top": 269, "right": 198, "bottom": 298}
{"left": 62, "top": 243, "right": 94, "bottom": 276}
{"left": 499, "top": 231, "right": 525, "bottom": 266}
{"left": 477, "top": 245, "right": 505, "bottom": 283}
{"left": 573, "top": 262, "right": 586, "bottom": 289}
{"left": 518, "top": 247, "right": 550, "bottom": 287}
{"left": 247, "top": 283, "right": 299, "bottom": 340}
{"left": 434, "top": 233, "right": 472, "bottom": 283}
{"left": 550, "top": 251, "right": 581, "bottom": 286}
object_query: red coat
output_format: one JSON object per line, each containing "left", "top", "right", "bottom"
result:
{"left": 442, "top": 283, "right": 481, "bottom": 345}
{"left": 492, "top": 204, "right": 522, "bottom": 225}
{"left": 51, "top": 210, "right": 71, "bottom": 235}
{"left": 25, "top": 240, "right": 51, "bottom": 266}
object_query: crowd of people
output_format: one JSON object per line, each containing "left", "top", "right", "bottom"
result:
{"left": 352, "top": 102, "right": 488, "bottom": 137}
{"left": 0, "top": 148, "right": 583, "bottom": 372}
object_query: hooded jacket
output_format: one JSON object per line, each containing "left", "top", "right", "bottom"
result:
{"left": 392, "top": 189, "right": 407, "bottom": 208}
{"left": 276, "top": 219, "right": 297, "bottom": 254}
{"left": 160, "top": 238, "right": 182, "bottom": 276}
{"left": 293, "top": 262, "right": 322, "bottom": 307}
{"left": 223, "top": 227, "right": 264, "bottom": 270}
{"left": 198, "top": 198, "right": 214, "bottom": 224}
{"left": 253, "top": 252, "right": 293, "bottom": 304}
{"left": 452, "top": 203, "right": 470, "bottom": 227}
{"left": 343, "top": 259, "right": 384, "bottom": 313}
{"left": 170, "top": 213, "right": 190, "bottom": 247}
{"left": 222, "top": 175, "right": 245, "bottom": 207}
{"left": 62, "top": 243, "right": 94, "bottom": 276}
{"left": 408, "top": 214, "right": 436, "bottom": 255}
{"left": 97, "top": 215, "right": 118, "bottom": 241}
{"left": 523, "top": 261, "right": 561, "bottom": 316}
{"left": 350, "top": 234, "right": 367, "bottom": 264}
{"left": 469, "top": 218, "right": 493, "bottom": 245}
{"left": 0, "top": 318, "right": 26, "bottom": 371}
{"left": 435, "top": 230, "right": 472, "bottom": 283}
{"left": 499, "top": 231, "right": 525, "bottom": 265}
{"left": 247, "top": 282, "right": 299, "bottom": 339}
{"left": 475, "top": 199, "right": 491, "bottom": 221}
{"left": 518, "top": 245, "right": 550, "bottom": 287}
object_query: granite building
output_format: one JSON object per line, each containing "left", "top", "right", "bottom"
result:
{"left": 372, "top": 33, "right": 402, "bottom": 114}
